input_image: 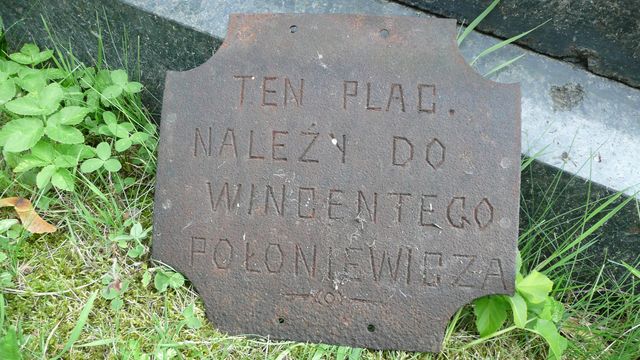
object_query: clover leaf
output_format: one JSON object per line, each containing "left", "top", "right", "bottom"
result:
{"left": 98, "top": 111, "right": 134, "bottom": 139}
{"left": 101, "top": 70, "right": 143, "bottom": 100}
{"left": 116, "top": 131, "right": 150, "bottom": 152}
{"left": 182, "top": 304, "right": 203, "bottom": 330}
{"left": 80, "top": 142, "right": 122, "bottom": 173}
{"left": 100, "top": 275, "right": 129, "bottom": 311}
{"left": 153, "top": 269, "right": 184, "bottom": 293}
{"left": 108, "top": 221, "right": 149, "bottom": 258}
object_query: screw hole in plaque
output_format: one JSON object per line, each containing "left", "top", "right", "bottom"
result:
{"left": 367, "top": 324, "right": 376, "bottom": 332}
{"left": 379, "top": 29, "right": 389, "bottom": 38}
{"left": 290, "top": 25, "right": 298, "bottom": 33}
{"left": 278, "top": 317, "right": 285, "bottom": 324}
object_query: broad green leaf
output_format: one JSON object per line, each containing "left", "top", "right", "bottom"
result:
{"left": 182, "top": 304, "right": 202, "bottom": 330}
{"left": 154, "top": 270, "right": 184, "bottom": 293}
{"left": 38, "top": 83, "right": 63, "bottom": 114}
{"left": 130, "top": 132, "right": 150, "bottom": 144}
{"left": 8, "top": 53, "right": 32, "bottom": 65}
{"left": 474, "top": 295, "right": 508, "bottom": 337}
{"left": 101, "top": 286, "right": 119, "bottom": 300}
{"left": 107, "top": 121, "right": 130, "bottom": 139}
{"left": 45, "top": 123, "right": 85, "bottom": 144}
{"left": 16, "top": 66, "right": 38, "bottom": 79}
{"left": 31, "top": 49, "right": 54, "bottom": 65}
{"left": 95, "top": 142, "right": 111, "bottom": 161}
{"left": 49, "top": 106, "right": 90, "bottom": 126}
{"left": 0, "top": 219, "right": 19, "bottom": 233}
{"left": 13, "top": 155, "right": 49, "bottom": 173}
{"left": 101, "top": 85, "right": 122, "bottom": 99}
{"left": 86, "top": 91, "right": 100, "bottom": 111}
{"left": 103, "top": 158, "right": 122, "bottom": 173}
{"left": 9, "top": 44, "right": 52, "bottom": 66}
{"left": 539, "top": 297, "right": 564, "bottom": 323}
{"left": 45, "top": 68, "right": 66, "bottom": 80}
{"left": 51, "top": 168, "right": 74, "bottom": 191}
{"left": 507, "top": 292, "right": 528, "bottom": 328}
{"left": 515, "top": 251, "right": 522, "bottom": 275}
{"left": 78, "top": 144, "right": 96, "bottom": 159}
{"left": 17, "top": 72, "right": 46, "bottom": 93}
{"left": 64, "top": 85, "right": 84, "bottom": 106}
{"left": 36, "top": 164, "right": 57, "bottom": 189}
{"left": 142, "top": 271, "right": 152, "bottom": 287}
{"left": 517, "top": 271, "right": 553, "bottom": 304}
{"left": 127, "top": 244, "right": 145, "bottom": 258}
{"left": 97, "top": 125, "right": 111, "bottom": 136}
{"left": 168, "top": 272, "right": 185, "bottom": 289}
{"left": 54, "top": 154, "right": 78, "bottom": 168}
{"left": 0, "top": 271, "right": 14, "bottom": 287}
{"left": 130, "top": 223, "right": 144, "bottom": 239}
{"left": 0, "top": 78, "right": 16, "bottom": 105}
{"left": 0, "top": 117, "right": 44, "bottom": 152}
{"left": 0, "top": 327, "right": 21, "bottom": 360}
{"left": 0, "top": 59, "right": 22, "bottom": 75}
{"left": 5, "top": 62, "right": 21, "bottom": 76}
{"left": 20, "top": 44, "right": 40, "bottom": 56}
{"left": 115, "top": 138, "right": 132, "bottom": 152}
{"left": 31, "top": 141, "right": 55, "bottom": 162}
{"left": 80, "top": 158, "right": 104, "bottom": 173}
{"left": 110, "top": 70, "right": 128, "bottom": 85}
{"left": 4, "top": 93, "right": 42, "bottom": 115}
{"left": 527, "top": 319, "right": 568, "bottom": 360}
{"left": 110, "top": 298, "right": 124, "bottom": 311}
{"left": 124, "top": 82, "right": 143, "bottom": 93}
{"left": 154, "top": 271, "right": 170, "bottom": 293}
{"left": 94, "top": 70, "right": 112, "bottom": 91}
{"left": 102, "top": 111, "right": 117, "bottom": 125}
{"left": 121, "top": 122, "right": 135, "bottom": 132}
{"left": 8, "top": 83, "right": 63, "bottom": 115}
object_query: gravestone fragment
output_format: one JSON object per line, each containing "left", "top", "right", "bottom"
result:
{"left": 153, "top": 14, "right": 521, "bottom": 352}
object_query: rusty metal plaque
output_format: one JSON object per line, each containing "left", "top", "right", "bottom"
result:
{"left": 153, "top": 14, "right": 520, "bottom": 352}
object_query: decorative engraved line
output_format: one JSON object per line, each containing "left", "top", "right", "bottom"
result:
{"left": 348, "top": 297, "right": 377, "bottom": 304}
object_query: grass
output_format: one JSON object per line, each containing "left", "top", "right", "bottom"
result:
{"left": 1, "top": 12, "right": 640, "bottom": 360}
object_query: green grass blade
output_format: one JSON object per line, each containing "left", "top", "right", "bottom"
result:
{"left": 484, "top": 53, "right": 525, "bottom": 77}
{"left": 471, "top": 19, "right": 550, "bottom": 65}
{"left": 457, "top": 0, "right": 501, "bottom": 46}
{"left": 76, "top": 338, "right": 115, "bottom": 348}
{"left": 618, "top": 261, "right": 640, "bottom": 279}
{"left": 52, "top": 291, "right": 97, "bottom": 359}
{"left": 535, "top": 193, "right": 635, "bottom": 272}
